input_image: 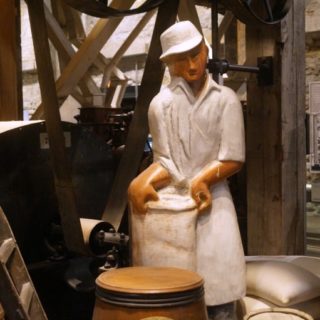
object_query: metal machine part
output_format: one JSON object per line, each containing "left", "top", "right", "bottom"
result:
{"left": 80, "top": 218, "right": 129, "bottom": 256}
{"left": 75, "top": 107, "right": 133, "bottom": 148}
{"left": 80, "top": 218, "right": 129, "bottom": 272}
{"left": 220, "top": 0, "right": 292, "bottom": 25}
{"left": 0, "top": 121, "right": 116, "bottom": 264}
{"left": 210, "top": 1, "right": 275, "bottom": 85}
{"left": 207, "top": 56, "right": 274, "bottom": 86}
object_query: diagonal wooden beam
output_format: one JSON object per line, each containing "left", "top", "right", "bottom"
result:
{"left": 26, "top": 0, "right": 86, "bottom": 254}
{"left": 100, "top": 10, "right": 155, "bottom": 89}
{"left": 178, "top": 0, "right": 202, "bottom": 31}
{"left": 218, "top": 11, "right": 235, "bottom": 42}
{"left": 31, "top": 0, "right": 135, "bottom": 119}
{"left": 44, "top": 4, "right": 100, "bottom": 99}
{"left": 101, "top": 0, "right": 180, "bottom": 229}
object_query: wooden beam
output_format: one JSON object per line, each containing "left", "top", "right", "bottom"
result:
{"left": 0, "top": 0, "right": 22, "bottom": 120}
{"left": 26, "top": 0, "right": 86, "bottom": 254}
{"left": 102, "top": 0, "right": 180, "bottom": 229}
{"left": 224, "top": 15, "right": 237, "bottom": 62}
{"left": 246, "top": 0, "right": 305, "bottom": 255}
{"left": 44, "top": 4, "right": 100, "bottom": 98}
{"left": 218, "top": 11, "right": 234, "bottom": 43}
{"left": 100, "top": 10, "right": 155, "bottom": 89}
{"left": 246, "top": 24, "right": 283, "bottom": 255}
{"left": 31, "top": 0, "right": 135, "bottom": 119}
{"left": 178, "top": 0, "right": 201, "bottom": 32}
{"left": 62, "top": 3, "right": 86, "bottom": 45}
{"left": 280, "top": 0, "right": 306, "bottom": 254}
{"left": 237, "top": 20, "right": 246, "bottom": 65}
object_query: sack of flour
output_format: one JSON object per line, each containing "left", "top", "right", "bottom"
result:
{"left": 131, "top": 191, "right": 198, "bottom": 271}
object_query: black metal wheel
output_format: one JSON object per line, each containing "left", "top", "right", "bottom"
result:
{"left": 62, "top": 0, "right": 165, "bottom": 18}
{"left": 220, "top": 0, "right": 292, "bottom": 25}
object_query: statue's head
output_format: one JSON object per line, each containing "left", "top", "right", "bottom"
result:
{"left": 160, "top": 21, "right": 208, "bottom": 84}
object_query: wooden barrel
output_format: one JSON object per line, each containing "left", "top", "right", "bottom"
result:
{"left": 92, "top": 267, "right": 208, "bottom": 320}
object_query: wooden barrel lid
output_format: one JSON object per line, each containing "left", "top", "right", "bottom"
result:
{"left": 96, "top": 267, "right": 203, "bottom": 294}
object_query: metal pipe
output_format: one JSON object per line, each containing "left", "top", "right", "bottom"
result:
{"left": 228, "top": 64, "right": 260, "bottom": 73}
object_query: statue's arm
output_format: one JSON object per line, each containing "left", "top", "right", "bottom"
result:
{"left": 128, "top": 162, "right": 171, "bottom": 214}
{"left": 190, "top": 160, "right": 243, "bottom": 213}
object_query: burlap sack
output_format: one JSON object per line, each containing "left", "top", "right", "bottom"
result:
{"left": 131, "top": 192, "right": 198, "bottom": 271}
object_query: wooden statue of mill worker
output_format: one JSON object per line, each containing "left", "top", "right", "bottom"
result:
{"left": 128, "top": 21, "right": 246, "bottom": 319}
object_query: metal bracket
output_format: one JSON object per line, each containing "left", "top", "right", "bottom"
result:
{"left": 257, "top": 56, "right": 273, "bottom": 86}
{"left": 207, "top": 56, "right": 274, "bottom": 86}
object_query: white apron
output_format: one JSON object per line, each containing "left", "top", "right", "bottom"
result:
{"left": 131, "top": 76, "right": 246, "bottom": 306}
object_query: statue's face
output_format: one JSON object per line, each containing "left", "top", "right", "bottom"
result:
{"left": 166, "top": 42, "right": 208, "bottom": 84}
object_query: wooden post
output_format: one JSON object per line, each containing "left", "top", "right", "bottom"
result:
{"left": 246, "top": 0, "right": 305, "bottom": 255}
{"left": 178, "top": 0, "right": 202, "bottom": 32}
{"left": 102, "top": 0, "right": 180, "bottom": 229}
{"left": 26, "top": 0, "right": 86, "bottom": 254}
{"left": 280, "top": 0, "right": 306, "bottom": 254}
{"left": 0, "top": 0, "right": 22, "bottom": 120}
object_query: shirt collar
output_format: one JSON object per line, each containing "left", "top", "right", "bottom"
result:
{"left": 168, "top": 72, "right": 221, "bottom": 104}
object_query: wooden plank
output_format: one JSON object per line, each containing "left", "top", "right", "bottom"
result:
{"left": 26, "top": 0, "right": 86, "bottom": 254}
{"left": 0, "top": 0, "right": 22, "bottom": 120}
{"left": 237, "top": 21, "right": 246, "bottom": 65}
{"left": 50, "top": 2, "right": 101, "bottom": 100}
{"left": 101, "top": 10, "right": 155, "bottom": 89}
{"left": 224, "top": 15, "right": 237, "bottom": 63}
{"left": 178, "top": 0, "right": 202, "bottom": 32}
{"left": 218, "top": 11, "right": 234, "bottom": 43}
{"left": 59, "top": 3, "right": 83, "bottom": 44}
{"left": 31, "top": 0, "right": 135, "bottom": 119}
{"left": 44, "top": 4, "right": 100, "bottom": 98}
{"left": 102, "top": 0, "right": 180, "bottom": 229}
{"left": 51, "top": 0, "right": 68, "bottom": 72}
{"left": 280, "top": 0, "right": 306, "bottom": 254}
{"left": 246, "top": 24, "right": 283, "bottom": 255}
{"left": 246, "top": 0, "right": 305, "bottom": 255}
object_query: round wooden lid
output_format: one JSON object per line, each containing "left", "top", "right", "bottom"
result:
{"left": 96, "top": 267, "right": 203, "bottom": 294}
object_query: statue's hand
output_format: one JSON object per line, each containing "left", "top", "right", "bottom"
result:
{"left": 190, "top": 179, "right": 212, "bottom": 213}
{"left": 128, "top": 178, "right": 159, "bottom": 214}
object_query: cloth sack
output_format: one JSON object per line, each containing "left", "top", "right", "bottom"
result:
{"left": 131, "top": 192, "right": 198, "bottom": 271}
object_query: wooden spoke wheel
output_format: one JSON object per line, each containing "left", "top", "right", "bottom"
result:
{"left": 220, "top": 0, "right": 292, "bottom": 25}
{"left": 62, "top": 0, "right": 165, "bottom": 18}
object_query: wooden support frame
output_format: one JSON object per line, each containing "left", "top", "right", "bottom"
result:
{"left": 178, "top": 0, "right": 202, "bottom": 32}
{"left": 100, "top": 10, "right": 155, "bottom": 90}
{"left": 31, "top": 0, "right": 135, "bottom": 119}
{"left": 44, "top": 4, "right": 100, "bottom": 101}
